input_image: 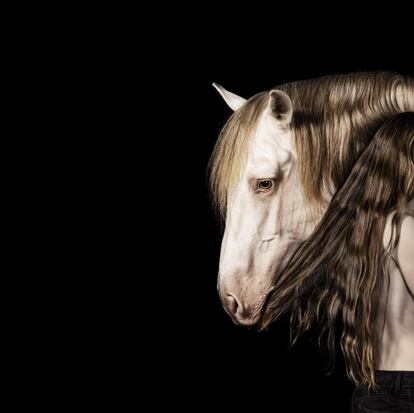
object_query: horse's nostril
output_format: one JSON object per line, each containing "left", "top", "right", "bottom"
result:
{"left": 225, "top": 294, "right": 240, "bottom": 316}
{"left": 219, "top": 289, "right": 267, "bottom": 326}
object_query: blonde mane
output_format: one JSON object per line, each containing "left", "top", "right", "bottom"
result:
{"left": 209, "top": 92, "right": 268, "bottom": 218}
{"left": 209, "top": 71, "right": 414, "bottom": 220}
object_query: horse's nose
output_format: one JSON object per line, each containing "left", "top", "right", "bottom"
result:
{"left": 220, "top": 292, "right": 261, "bottom": 326}
{"left": 223, "top": 293, "right": 241, "bottom": 316}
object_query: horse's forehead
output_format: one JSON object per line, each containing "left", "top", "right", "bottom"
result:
{"left": 249, "top": 116, "right": 293, "bottom": 164}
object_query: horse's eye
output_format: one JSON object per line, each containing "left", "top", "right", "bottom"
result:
{"left": 257, "top": 180, "right": 273, "bottom": 191}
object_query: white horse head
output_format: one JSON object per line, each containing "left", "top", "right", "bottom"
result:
{"left": 211, "top": 84, "right": 318, "bottom": 326}
{"left": 210, "top": 73, "right": 414, "bottom": 328}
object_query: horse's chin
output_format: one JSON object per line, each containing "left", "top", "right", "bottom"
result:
{"left": 227, "top": 300, "right": 267, "bottom": 327}
{"left": 230, "top": 315, "right": 260, "bottom": 327}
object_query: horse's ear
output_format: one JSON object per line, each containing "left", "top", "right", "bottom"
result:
{"left": 212, "top": 83, "right": 247, "bottom": 112}
{"left": 268, "top": 90, "right": 293, "bottom": 124}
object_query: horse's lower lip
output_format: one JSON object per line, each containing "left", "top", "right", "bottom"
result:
{"left": 235, "top": 319, "right": 258, "bottom": 327}
{"left": 221, "top": 303, "right": 261, "bottom": 326}
{"left": 230, "top": 314, "right": 260, "bottom": 327}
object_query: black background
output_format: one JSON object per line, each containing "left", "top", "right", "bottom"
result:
{"left": 161, "top": 33, "right": 413, "bottom": 411}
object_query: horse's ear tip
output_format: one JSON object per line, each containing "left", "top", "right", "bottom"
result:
{"left": 270, "top": 89, "right": 285, "bottom": 97}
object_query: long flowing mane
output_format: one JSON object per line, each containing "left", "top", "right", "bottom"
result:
{"left": 260, "top": 113, "right": 414, "bottom": 389}
{"left": 210, "top": 72, "right": 414, "bottom": 219}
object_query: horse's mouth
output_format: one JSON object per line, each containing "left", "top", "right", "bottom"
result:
{"left": 223, "top": 287, "right": 275, "bottom": 327}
